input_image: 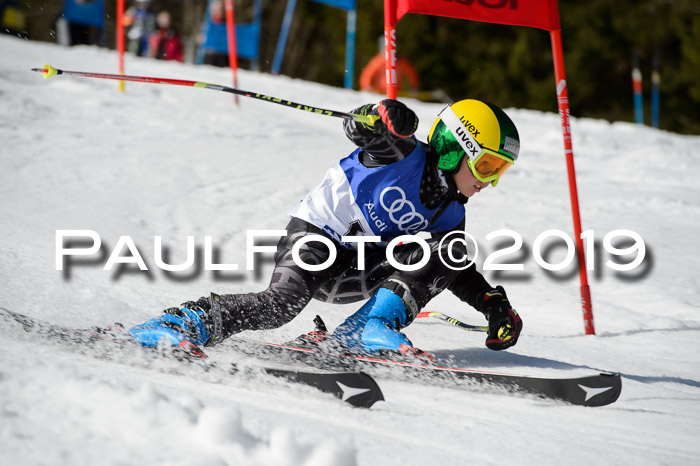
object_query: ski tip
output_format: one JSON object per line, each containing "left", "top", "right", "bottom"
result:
{"left": 32, "top": 64, "right": 58, "bottom": 79}
{"left": 578, "top": 372, "right": 622, "bottom": 407}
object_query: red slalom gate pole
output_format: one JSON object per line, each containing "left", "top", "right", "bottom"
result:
{"left": 383, "top": 0, "right": 398, "bottom": 99}
{"left": 550, "top": 29, "right": 595, "bottom": 335}
{"left": 116, "top": 0, "right": 125, "bottom": 91}
{"left": 224, "top": 0, "right": 239, "bottom": 105}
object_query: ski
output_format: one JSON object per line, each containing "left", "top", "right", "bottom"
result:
{"left": 1, "top": 308, "right": 620, "bottom": 407}
{"left": 0, "top": 308, "right": 384, "bottom": 409}
{"left": 252, "top": 366, "right": 383, "bottom": 408}
{"left": 228, "top": 338, "right": 622, "bottom": 407}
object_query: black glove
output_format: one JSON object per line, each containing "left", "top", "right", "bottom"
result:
{"left": 376, "top": 99, "right": 418, "bottom": 138}
{"left": 476, "top": 286, "right": 522, "bottom": 351}
{"left": 351, "top": 99, "right": 418, "bottom": 138}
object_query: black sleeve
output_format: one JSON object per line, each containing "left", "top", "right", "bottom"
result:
{"left": 343, "top": 104, "right": 417, "bottom": 166}
{"left": 432, "top": 218, "right": 493, "bottom": 311}
{"left": 447, "top": 264, "right": 493, "bottom": 311}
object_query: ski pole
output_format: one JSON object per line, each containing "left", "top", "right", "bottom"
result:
{"left": 31, "top": 64, "right": 381, "bottom": 126}
{"left": 416, "top": 311, "right": 488, "bottom": 333}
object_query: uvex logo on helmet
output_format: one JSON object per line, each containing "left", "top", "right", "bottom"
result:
{"left": 453, "top": 126, "right": 480, "bottom": 159}
{"left": 459, "top": 117, "right": 481, "bottom": 138}
{"left": 434, "top": 104, "right": 484, "bottom": 162}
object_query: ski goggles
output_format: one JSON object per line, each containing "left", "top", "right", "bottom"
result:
{"left": 467, "top": 147, "right": 514, "bottom": 187}
{"left": 438, "top": 105, "right": 514, "bottom": 186}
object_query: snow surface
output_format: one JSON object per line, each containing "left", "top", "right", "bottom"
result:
{"left": 1, "top": 35, "right": 700, "bottom": 465}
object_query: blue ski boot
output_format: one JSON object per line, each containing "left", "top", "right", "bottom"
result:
{"left": 330, "top": 280, "right": 434, "bottom": 363}
{"left": 128, "top": 293, "right": 226, "bottom": 358}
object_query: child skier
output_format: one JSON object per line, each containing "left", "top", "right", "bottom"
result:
{"left": 129, "top": 99, "right": 523, "bottom": 359}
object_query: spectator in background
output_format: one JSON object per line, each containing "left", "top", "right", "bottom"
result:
{"left": 148, "top": 11, "right": 183, "bottom": 62}
{"left": 123, "top": 0, "right": 156, "bottom": 56}
{"left": 200, "top": 0, "right": 229, "bottom": 67}
{"left": 55, "top": 0, "right": 103, "bottom": 46}
{"left": 360, "top": 36, "right": 420, "bottom": 97}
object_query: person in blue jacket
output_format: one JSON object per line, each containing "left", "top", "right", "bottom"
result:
{"left": 129, "top": 99, "right": 523, "bottom": 360}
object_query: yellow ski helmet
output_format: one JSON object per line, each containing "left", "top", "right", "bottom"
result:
{"left": 428, "top": 99, "right": 520, "bottom": 186}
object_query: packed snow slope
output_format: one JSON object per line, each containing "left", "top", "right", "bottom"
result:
{"left": 1, "top": 36, "right": 699, "bottom": 465}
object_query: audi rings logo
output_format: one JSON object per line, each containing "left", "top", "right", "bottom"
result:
{"left": 379, "top": 186, "right": 429, "bottom": 234}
